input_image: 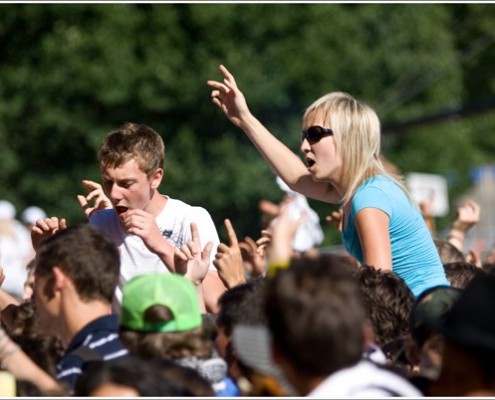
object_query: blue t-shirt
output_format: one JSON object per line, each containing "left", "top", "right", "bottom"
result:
{"left": 342, "top": 175, "right": 449, "bottom": 297}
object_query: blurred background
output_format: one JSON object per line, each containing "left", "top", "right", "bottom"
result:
{"left": 1, "top": 3, "right": 495, "bottom": 250}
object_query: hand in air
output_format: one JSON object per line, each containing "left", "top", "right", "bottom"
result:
{"left": 31, "top": 217, "right": 67, "bottom": 252}
{"left": 207, "top": 65, "right": 252, "bottom": 127}
{"left": 213, "top": 219, "right": 245, "bottom": 289}
{"left": 174, "top": 223, "right": 213, "bottom": 286}
{"left": 77, "top": 180, "right": 113, "bottom": 219}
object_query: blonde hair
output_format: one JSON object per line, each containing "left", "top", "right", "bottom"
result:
{"left": 303, "top": 92, "right": 408, "bottom": 205}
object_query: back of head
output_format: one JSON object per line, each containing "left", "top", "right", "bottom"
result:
{"left": 304, "top": 92, "right": 393, "bottom": 204}
{"left": 264, "top": 254, "right": 364, "bottom": 377}
{"left": 434, "top": 240, "right": 465, "bottom": 264}
{"left": 439, "top": 274, "right": 495, "bottom": 382}
{"left": 410, "top": 285, "right": 462, "bottom": 348}
{"left": 441, "top": 274, "right": 495, "bottom": 353}
{"left": 216, "top": 278, "right": 266, "bottom": 336}
{"left": 355, "top": 265, "right": 414, "bottom": 352}
{"left": 35, "top": 224, "right": 120, "bottom": 303}
{"left": 444, "top": 261, "right": 485, "bottom": 289}
{"left": 98, "top": 122, "right": 165, "bottom": 177}
{"left": 75, "top": 356, "right": 195, "bottom": 396}
{"left": 120, "top": 273, "right": 209, "bottom": 359}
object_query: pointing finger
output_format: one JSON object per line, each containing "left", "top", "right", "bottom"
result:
{"left": 224, "top": 219, "right": 239, "bottom": 247}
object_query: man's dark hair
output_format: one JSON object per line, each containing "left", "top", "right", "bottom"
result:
{"left": 264, "top": 254, "right": 364, "bottom": 377}
{"left": 35, "top": 224, "right": 120, "bottom": 303}
{"left": 444, "top": 262, "right": 485, "bottom": 289}
{"left": 216, "top": 278, "right": 266, "bottom": 336}
{"left": 354, "top": 265, "right": 414, "bottom": 354}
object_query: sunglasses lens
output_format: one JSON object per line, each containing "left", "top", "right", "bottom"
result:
{"left": 307, "top": 126, "right": 323, "bottom": 143}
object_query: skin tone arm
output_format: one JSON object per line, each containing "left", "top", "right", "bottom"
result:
{"left": 208, "top": 65, "right": 341, "bottom": 204}
{"left": 354, "top": 208, "right": 392, "bottom": 271}
{"left": 0, "top": 327, "right": 63, "bottom": 394}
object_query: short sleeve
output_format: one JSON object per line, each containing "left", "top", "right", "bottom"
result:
{"left": 352, "top": 185, "right": 393, "bottom": 219}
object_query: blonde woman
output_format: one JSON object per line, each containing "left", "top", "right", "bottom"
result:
{"left": 208, "top": 65, "right": 449, "bottom": 297}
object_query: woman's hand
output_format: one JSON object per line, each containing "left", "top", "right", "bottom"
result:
{"left": 207, "top": 65, "right": 252, "bottom": 128}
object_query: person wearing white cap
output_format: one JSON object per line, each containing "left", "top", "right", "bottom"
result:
{"left": 21, "top": 206, "right": 47, "bottom": 228}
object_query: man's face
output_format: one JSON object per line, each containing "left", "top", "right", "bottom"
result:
{"left": 101, "top": 159, "right": 161, "bottom": 216}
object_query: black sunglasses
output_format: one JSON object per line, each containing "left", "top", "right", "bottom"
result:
{"left": 301, "top": 125, "right": 334, "bottom": 144}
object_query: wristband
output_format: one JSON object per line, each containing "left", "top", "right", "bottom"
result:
{"left": 267, "top": 260, "right": 290, "bottom": 278}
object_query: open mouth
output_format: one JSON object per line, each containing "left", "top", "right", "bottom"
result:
{"left": 306, "top": 158, "right": 316, "bottom": 168}
{"left": 115, "top": 205, "right": 129, "bottom": 216}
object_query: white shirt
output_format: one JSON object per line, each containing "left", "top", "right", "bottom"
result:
{"left": 308, "top": 360, "right": 422, "bottom": 397}
{"left": 89, "top": 196, "right": 220, "bottom": 310}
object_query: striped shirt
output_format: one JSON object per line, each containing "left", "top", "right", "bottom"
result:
{"left": 57, "top": 314, "right": 129, "bottom": 390}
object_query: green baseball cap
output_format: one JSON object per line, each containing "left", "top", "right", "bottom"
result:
{"left": 120, "top": 273, "right": 202, "bottom": 333}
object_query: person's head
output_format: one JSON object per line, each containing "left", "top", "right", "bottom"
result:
{"left": 301, "top": 92, "right": 394, "bottom": 204}
{"left": 34, "top": 224, "right": 120, "bottom": 335}
{"left": 215, "top": 278, "right": 266, "bottom": 379}
{"left": 98, "top": 122, "right": 165, "bottom": 215}
{"left": 431, "top": 275, "right": 495, "bottom": 395}
{"left": 119, "top": 273, "right": 211, "bottom": 360}
{"left": 407, "top": 285, "right": 462, "bottom": 380}
{"left": 434, "top": 239, "right": 465, "bottom": 264}
{"left": 21, "top": 206, "right": 47, "bottom": 228}
{"left": 264, "top": 254, "right": 365, "bottom": 392}
{"left": 443, "top": 261, "right": 485, "bottom": 289}
{"left": 354, "top": 265, "right": 414, "bottom": 360}
{"left": 74, "top": 356, "right": 195, "bottom": 396}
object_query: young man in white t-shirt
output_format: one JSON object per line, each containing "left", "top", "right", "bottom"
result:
{"left": 33, "top": 123, "right": 226, "bottom": 313}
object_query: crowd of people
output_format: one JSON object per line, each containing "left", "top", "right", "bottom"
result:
{"left": 0, "top": 65, "right": 493, "bottom": 397}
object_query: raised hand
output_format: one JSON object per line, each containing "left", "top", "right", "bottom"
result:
{"left": 31, "top": 217, "right": 67, "bottom": 252}
{"left": 207, "top": 65, "right": 252, "bottom": 128}
{"left": 77, "top": 180, "right": 113, "bottom": 219}
{"left": 239, "top": 235, "right": 266, "bottom": 278}
{"left": 174, "top": 223, "right": 213, "bottom": 286}
{"left": 325, "top": 209, "right": 343, "bottom": 233}
{"left": 452, "top": 199, "right": 480, "bottom": 233}
{"left": 267, "top": 204, "right": 306, "bottom": 264}
{"left": 213, "top": 219, "right": 245, "bottom": 289}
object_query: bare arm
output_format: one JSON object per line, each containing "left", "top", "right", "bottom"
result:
{"left": 208, "top": 65, "right": 340, "bottom": 204}
{"left": 0, "top": 328, "right": 62, "bottom": 394}
{"left": 354, "top": 208, "right": 392, "bottom": 271}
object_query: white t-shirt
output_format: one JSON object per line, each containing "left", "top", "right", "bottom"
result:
{"left": 308, "top": 360, "right": 422, "bottom": 397}
{"left": 89, "top": 196, "right": 220, "bottom": 310}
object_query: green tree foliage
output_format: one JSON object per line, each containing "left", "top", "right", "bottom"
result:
{"left": 0, "top": 4, "right": 493, "bottom": 242}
